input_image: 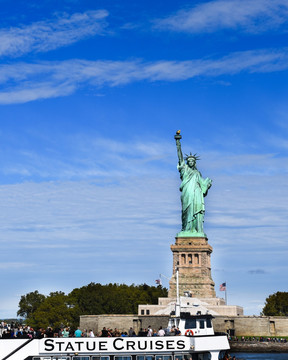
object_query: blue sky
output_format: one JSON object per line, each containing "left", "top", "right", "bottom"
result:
{"left": 0, "top": 0, "right": 288, "bottom": 318}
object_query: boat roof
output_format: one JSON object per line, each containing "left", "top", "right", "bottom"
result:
{"left": 170, "top": 311, "right": 214, "bottom": 320}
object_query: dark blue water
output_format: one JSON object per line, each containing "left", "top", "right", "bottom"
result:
{"left": 230, "top": 353, "right": 288, "bottom": 360}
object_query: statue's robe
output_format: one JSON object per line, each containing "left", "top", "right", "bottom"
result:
{"left": 178, "top": 161, "right": 210, "bottom": 232}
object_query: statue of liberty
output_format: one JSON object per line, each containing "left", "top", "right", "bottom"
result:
{"left": 174, "top": 130, "right": 212, "bottom": 236}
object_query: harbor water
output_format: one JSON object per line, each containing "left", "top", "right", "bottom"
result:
{"left": 230, "top": 353, "right": 288, "bottom": 360}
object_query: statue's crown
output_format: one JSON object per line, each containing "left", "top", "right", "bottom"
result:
{"left": 184, "top": 152, "right": 200, "bottom": 161}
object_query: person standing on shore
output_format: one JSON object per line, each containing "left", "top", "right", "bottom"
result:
{"left": 62, "top": 328, "right": 69, "bottom": 338}
{"left": 74, "top": 327, "right": 82, "bottom": 337}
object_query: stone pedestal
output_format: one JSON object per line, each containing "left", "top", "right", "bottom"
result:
{"left": 168, "top": 236, "right": 216, "bottom": 298}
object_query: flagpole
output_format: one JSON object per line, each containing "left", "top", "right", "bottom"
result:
{"left": 175, "top": 266, "right": 180, "bottom": 317}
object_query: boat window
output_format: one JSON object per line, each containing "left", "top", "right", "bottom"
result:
{"left": 155, "top": 356, "right": 171, "bottom": 360}
{"left": 137, "top": 356, "right": 156, "bottom": 360}
{"left": 33, "top": 358, "right": 62, "bottom": 360}
{"left": 180, "top": 354, "right": 200, "bottom": 360}
{"left": 185, "top": 318, "right": 196, "bottom": 329}
{"left": 145, "top": 355, "right": 154, "bottom": 360}
{"left": 183, "top": 354, "right": 194, "bottom": 360}
{"left": 73, "top": 357, "right": 90, "bottom": 360}
{"left": 183, "top": 355, "right": 193, "bottom": 360}
{"left": 199, "top": 320, "right": 205, "bottom": 329}
{"left": 195, "top": 353, "right": 211, "bottom": 360}
{"left": 91, "top": 357, "right": 110, "bottom": 360}
{"left": 163, "top": 356, "right": 172, "bottom": 360}
{"left": 32, "top": 358, "right": 71, "bottom": 360}
{"left": 115, "top": 356, "right": 132, "bottom": 360}
{"left": 137, "top": 356, "right": 145, "bottom": 360}
{"left": 182, "top": 353, "right": 211, "bottom": 360}
{"left": 174, "top": 355, "right": 183, "bottom": 360}
{"left": 206, "top": 318, "right": 212, "bottom": 328}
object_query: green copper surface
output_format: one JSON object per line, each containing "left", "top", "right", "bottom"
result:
{"left": 174, "top": 131, "right": 212, "bottom": 237}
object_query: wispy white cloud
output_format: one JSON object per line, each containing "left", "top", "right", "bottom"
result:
{"left": 0, "top": 10, "right": 108, "bottom": 57}
{"left": 3, "top": 129, "right": 287, "bottom": 185}
{"left": 154, "top": 0, "right": 288, "bottom": 33}
{"left": 0, "top": 135, "right": 173, "bottom": 180}
{"left": 0, "top": 262, "right": 35, "bottom": 269}
{"left": 1, "top": 47, "right": 288, "bottom": 104}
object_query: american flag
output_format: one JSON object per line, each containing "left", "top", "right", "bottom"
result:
{"left": 220, "top": 282, "right": 226, "bottom": 291}
{"left": 155, "top": 279, "right": 162, "bottom": 285}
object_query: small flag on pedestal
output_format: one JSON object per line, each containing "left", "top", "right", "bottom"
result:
{"left": 220, "top": 282, "right": 226, "bottom": 291}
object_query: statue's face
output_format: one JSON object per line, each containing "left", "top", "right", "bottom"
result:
{"left": 187, "top": 157, "right": 196, "bottom": 168}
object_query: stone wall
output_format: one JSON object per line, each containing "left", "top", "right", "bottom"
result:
{"left": 80, "top": 314, "right": 169, "bottom": 335}
{"left": 138, "top": 315, "right": 171, "bottom": 332}
{"left": 213, "top": 316, "right": 288, "bottom": 337}
{"left": 208, "top": 306, "right": 243, "bottom": 316}
{"left": 80, "top": 314, "right": 288, "bottom": 337}
{"left": 80, "top": 315, "right": 138, "bottom": 335}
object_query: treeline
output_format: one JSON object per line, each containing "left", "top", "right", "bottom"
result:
{"left": 261, "top": 291, "right": 288, "bottom": 316}
{"left": 17, "top": 283, "right": 167, "bottom": 329}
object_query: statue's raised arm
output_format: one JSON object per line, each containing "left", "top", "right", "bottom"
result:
{"left": 174, "top": 130, "right": 184, "bottom": 165}
{"left": 174, "top": 130, "right": 212, "bottom": 237}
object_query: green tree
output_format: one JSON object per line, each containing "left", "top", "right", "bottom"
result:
{"left": 17, "top": 290, "right": 46, "bottom": 319}
{"left": 18, "top": 283, "right": 168, "bottom": 329}
{"left": 262, "top": 292, "right": 288, "bottom": 316}
{"left": 69, "top": 282, "right": 168, "bottom": 315}
{"left": 30, "top": 291, "right": 75, "bottom": 329}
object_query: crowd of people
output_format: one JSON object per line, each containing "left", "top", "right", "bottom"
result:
{"left": 0, "top": 322, "right": 181, "bottom": 339}
{"left": 74, "top": 325, "right": 181, "bottom": 337}
{"left": 3, "top": 321, "right": 286, "bottom": 346}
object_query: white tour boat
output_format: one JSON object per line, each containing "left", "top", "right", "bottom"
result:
{"left": 0, "top": 311, "right": 229, "bottom": 360}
